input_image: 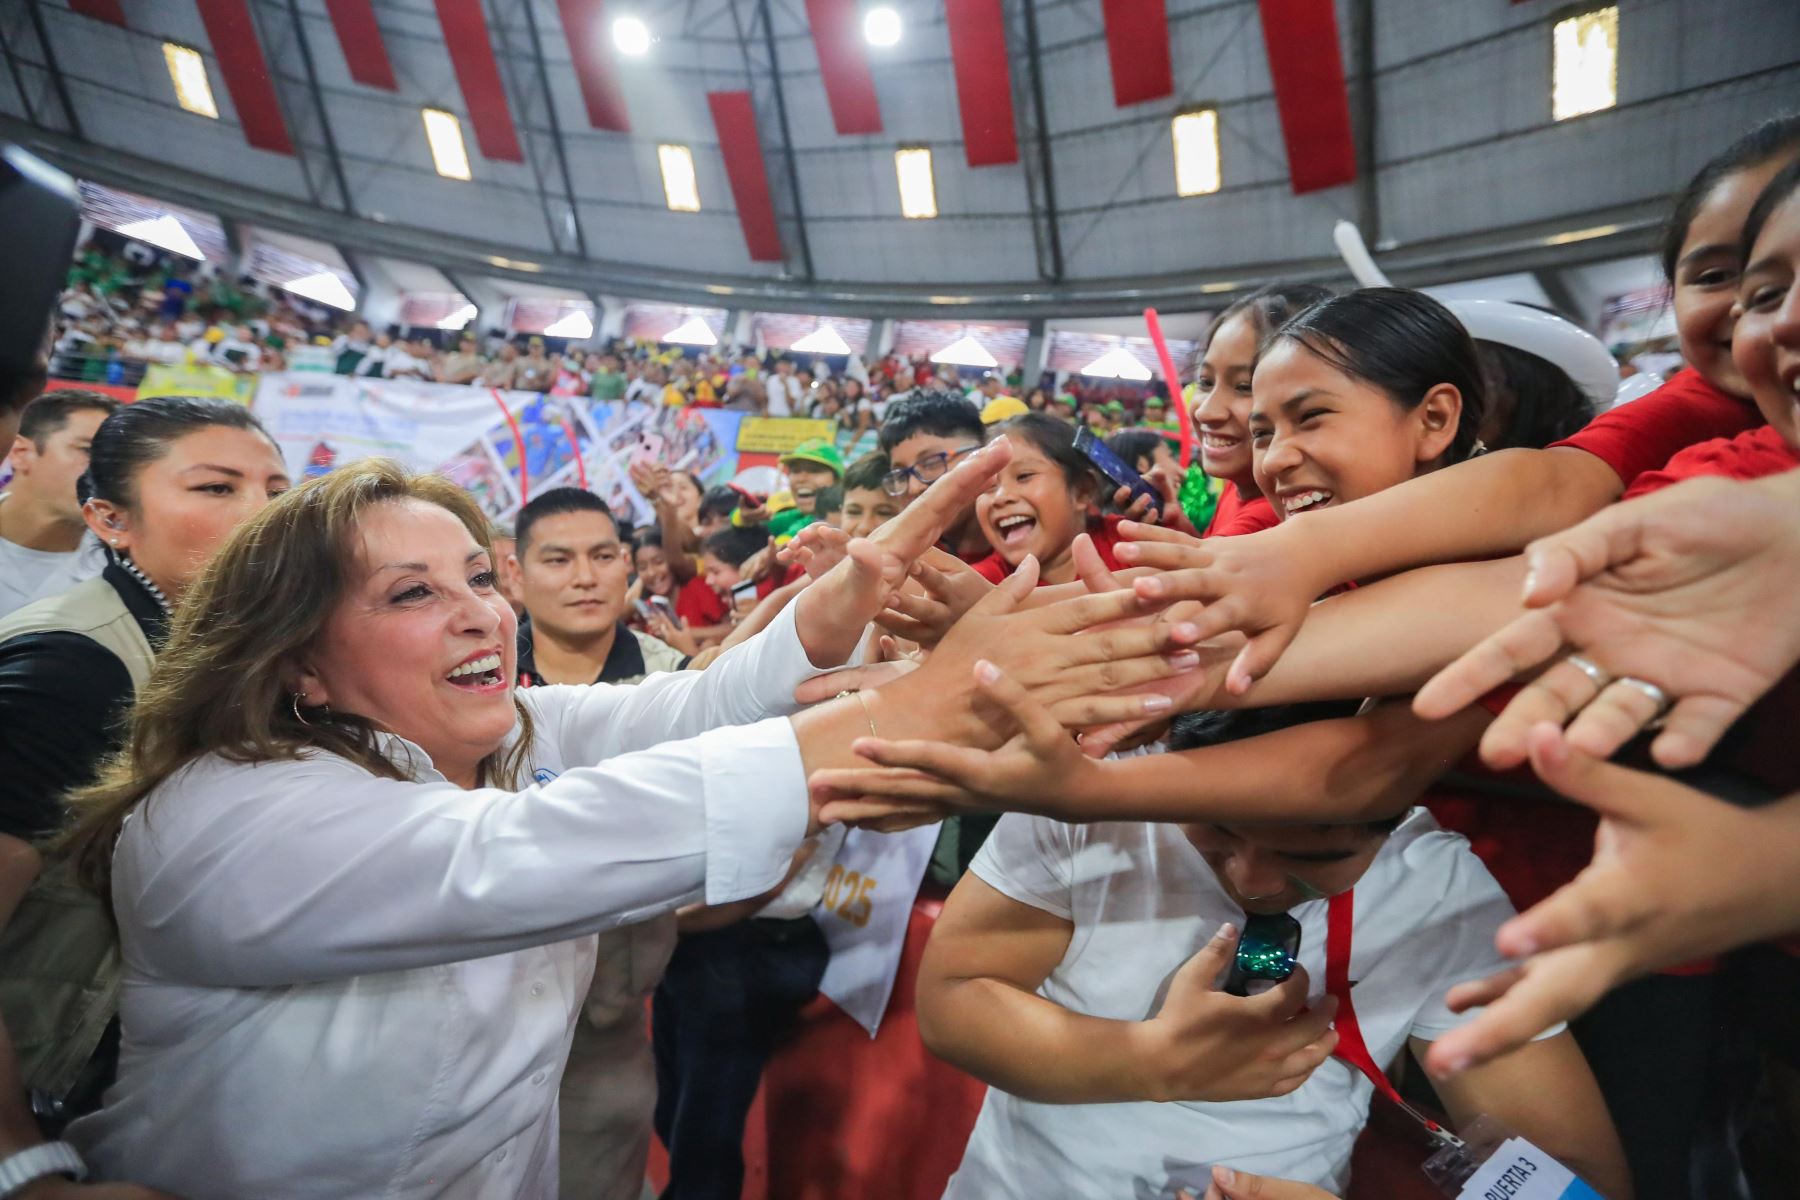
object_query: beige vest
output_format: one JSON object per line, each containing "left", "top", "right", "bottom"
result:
{"left": 0, "top": 574, "right": 153, "bottom": 1100}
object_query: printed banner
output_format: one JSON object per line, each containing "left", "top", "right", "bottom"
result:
{"left": 815, "top": 823, "right": 940, "bottom": 1037}
{"left": 249, "top": 373, "right": 744, "bottom": 524}
{"left": 139, "top": 363, "right": 254, "bottom": 404}
{"left": 736, "top": 416, "right": 834, "bottom": 455}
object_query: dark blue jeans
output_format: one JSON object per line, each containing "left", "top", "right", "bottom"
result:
{"left": 652, "top": 916, "right": 830, "bottom": 1200}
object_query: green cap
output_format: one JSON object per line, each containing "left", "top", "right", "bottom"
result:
{"left": 768, "top": 507, "right": 816, "bottom": 544}
{"left": 1055, "top": 393, "right": 1078, "bottom": 407}
{"left": 1103, "top": 399, "right": 1125, "bottom": 414}
{"left": 779, "top": 436, "right": 845, "bottom": 477}
{"left": 1144, "top": 396, "right": 1167, "bottom": 409}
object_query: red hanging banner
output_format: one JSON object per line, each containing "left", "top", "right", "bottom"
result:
{"left": 556, "top": 0, "right": 632, "bottom": 132}
{"left": 68, "top": 0, "right": 127, "bottom": 26}
{"left": 194, "top": 0, "right": 295, "bottom": 155}
{"left": 1101, "top": 0, "right": 1174, "bottom": 107}
{"left": 434, "top": 0, "right": 525, "bottom": 163}
{"left": 323, "top": 0, "right": 398, "bottom": 91}
{"left": 945, "top": 0, "right": 1018, "bottom": 166}
{"left": 709, "top": 91, "right": 785, "bottom": 264}
{"left": 803, "top": 0, "right": 883, "bottom": 135}
{"left": 1257, "top": 0, "right": 1357, "bottom": 194}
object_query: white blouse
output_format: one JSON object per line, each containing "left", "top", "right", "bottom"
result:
{"left": 70, "top": 600, "right": 835, "bottom": 1199}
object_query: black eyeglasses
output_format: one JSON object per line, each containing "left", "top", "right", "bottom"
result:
{"left": 881, "top": 445, "right": 981, "bottom": 496}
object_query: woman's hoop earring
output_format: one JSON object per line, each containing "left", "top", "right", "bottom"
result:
{"left": 292, "top": 693, "right": 312, "bottom": 726}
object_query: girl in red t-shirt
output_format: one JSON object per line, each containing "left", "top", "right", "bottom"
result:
{"left": 1189, "top": 283, "right": 1333, "bottom": 538}
{"left": 972, "top": 413, "right": 1124, "bottom": 586}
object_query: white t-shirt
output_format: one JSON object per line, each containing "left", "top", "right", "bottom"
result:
{"left": 765, "top": 374, "right": 802, "bottom": 417}
{"left": 0, "top": 503, "right": 107, "bottom": 618}
{"left": 945, "top": 810, "right": 1526, "bottom": 1200}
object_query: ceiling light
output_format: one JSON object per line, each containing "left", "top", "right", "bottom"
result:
{"left": 545, "top": 309, "right": 595, "bottom": 339}
{"left": 163, "top": 43, "right": 218, "bottom": 119}
{"left": 791, "top": 325, "right": 853, "bottom": 355}
{"left": 1080, "top": 347, "right": 1152, "bottom": 381}
{"left": 437, "top": 303, "right": 478, "bottom": 331}
{"left": 1552, "top": 6, "right": 1618, "bottom": 121}
{"left": 864, "top": 7, "right": 902, "bottom": 47}
{"left": 422, "top": 108, "right": 473, "bottom": 181}
{"left": 664, "top": 317, "right": 718, "bottom": 346}
{"left": 613, "top": 16, "right": 652, "bottom": 57}
{"left": 1172, "top": 109, "right": 1220, "bottom": 198}
{"left": 658, "top": 144, "right": 701, "bottom": 212}
{"left": 930, "top": 335, "right": 996, "bottom": 369}
{"left": 283, "top": 272, "right": 357, "bottom": 311}
{"left": 895, "top": 147, "right": 937, "bottom": 219}
{"left": 117, "top": 215, "right": 205, "bottom": 261}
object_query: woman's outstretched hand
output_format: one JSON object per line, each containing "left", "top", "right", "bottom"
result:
{"left": 792, "top": 439, "right": 1012, "bottom": 665}
{"left": 1423, "top": 722, "right": 1800, "bottom": 1078}
{"left": 1414, "top": 472, "right": 1800, "bottom": 770}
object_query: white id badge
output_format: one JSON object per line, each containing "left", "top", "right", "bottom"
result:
{"left": 1422, "top": 1117, "right": 1605, "bottom": 1200}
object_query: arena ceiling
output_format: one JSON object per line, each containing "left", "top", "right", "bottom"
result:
{"left": 0, "top": 0, "right": 1795, "bottom": 318}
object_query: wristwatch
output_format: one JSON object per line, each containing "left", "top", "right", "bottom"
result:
{"left": 0, "top": 1142, "right": 87, "bottom": 1197}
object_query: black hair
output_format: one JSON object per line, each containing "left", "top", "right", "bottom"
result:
{"left": 1267, "top": 287, "right": 1489, "bottom": 464}
{"left": 1193, "top": 283, "right": 1336, "bottom": 375}
{"left": 698, "top": 485, "right": 740, "bottom": 524}
{"left": 878, "top": 389, "right": 984, "bottom": 453}
{"left": 631, "top": 526, "right": 663, "bottom": 554}
{"left": 842, "top": 451, "right": 890, "bottom": 494}
{"left": 514, "top": 486, "right": 615, "bottom": 551}
{"left": 80, "top": 395, "right": 275, "bottom": 509}
{"left": 1169, "top": 701, "right": 1405, "bottom": 835}
{"left": 1106, "top": 429, "right": 1166, "bottom": 474}
{"left": 18, "top": 388, "right": 120, "bottom": 444}
{"left": 813, "top": 484, "right": 844, "bottom": 519}
{"left": 1741, "top": 154, "right": 1800, "bottom": 264}
{"left": 702, "top": 523, "right": 769, "bottom": 568}
{"left": 1660, "top": 114, "right": 1800, "bottom": 284}
{"left": 1475, "top": 341, "right": 1597, "bottom": 452}
{"left": 0, "top": 358, "right": 48, "bottom": 422}
{"left": 994, "top": 412, "right": 1094, "bottom": 492}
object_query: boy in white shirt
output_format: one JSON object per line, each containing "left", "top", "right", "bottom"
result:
{"left": 918, "top": 703, "right": 1630, "bottom": 1200}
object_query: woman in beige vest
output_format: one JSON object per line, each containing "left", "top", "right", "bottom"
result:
{"left": 0, "top": 396, "right": 289, "bottom": 1122}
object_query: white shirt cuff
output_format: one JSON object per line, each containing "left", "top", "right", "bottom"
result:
{"left": 700, "top": 716, "right": 810, "bottom": 905}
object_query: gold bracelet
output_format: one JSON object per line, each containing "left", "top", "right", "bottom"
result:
{"left": 836, "top": 689, "right": 879, "bottom": 739}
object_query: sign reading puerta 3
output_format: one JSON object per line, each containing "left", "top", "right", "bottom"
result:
{"left": 251, "top": 373, "right": 824, "bottom": 526}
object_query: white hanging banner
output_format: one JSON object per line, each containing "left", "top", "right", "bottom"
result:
{"left": 815, "top": 824, "right": 939, "bottom": 1037}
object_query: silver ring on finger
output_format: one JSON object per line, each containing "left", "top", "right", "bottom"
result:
{"left": 1565, "top": 654, "right": 1612, "bottom": 693}
{"left": 1616, "top": 676, "right": 1674, "bottom": 729}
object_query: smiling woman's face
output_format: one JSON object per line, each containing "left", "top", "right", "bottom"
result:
{"left": 296, "top": 499, "right": 518, "bottom": 788}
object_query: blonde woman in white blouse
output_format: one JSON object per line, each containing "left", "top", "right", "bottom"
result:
{"left": 55, "top": 449, "right": 1195, "bottom": 1199}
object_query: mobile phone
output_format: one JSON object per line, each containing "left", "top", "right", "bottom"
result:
{"left": 1073, "top": 426, "right": 1162, "bottom": 517}
{"left": 1225, "top": 912, "right": 1302, "bottom": 996}
{"left": 1, "top": 145, "right": 80, "bottom": 376}
{"left": 632, "top": 599, "right": 655, "bottom": 622}
{"left": 730, "top": 579, "right": 759, "bottom": 604}
{"left": 648, "top": 594, "right": 677, "bottom": 621}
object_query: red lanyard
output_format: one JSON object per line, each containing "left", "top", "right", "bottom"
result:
{"left": 1325, "top": 889, "right": 1462, "bottom": 1147}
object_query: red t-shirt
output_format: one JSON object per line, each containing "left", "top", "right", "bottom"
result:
{"left": 1621, "top": 421, "right": 1800, "bottom": 500}
{"left": 969, "top": 515, "right": 1129, "bottom": 586}
{"left": 1202, "top": 484, "right": 1279, "bottom": 538}
{"left": 1551, "top": 368, "right": 1759, "bottom": 486}
{"left": 674, "top": 575, "right": 727, "bottom": 627}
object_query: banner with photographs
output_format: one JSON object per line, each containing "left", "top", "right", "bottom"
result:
{"left": 250, "top": 374, "right": 746, "bottom": 525}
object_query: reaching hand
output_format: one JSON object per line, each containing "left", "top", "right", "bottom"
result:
{"left": 1136, "top": 923, "right": 1338, "bottom": 1103}
{"left": 809, "top": 658, "right": 1108, "bottom": 822}
{"left": 1414, "top": 473, "right": 1800, "bottom": 770}
{"left": 877, "top": 548, "right": 995, "bottom": 648}
{"left": 1194, "top": 1167, "right": 1340, "bottom": 1200}
{"left": 1113, "top": 520, "right": 1326, "bottom": 695}
{"left": 780, "top": 522, "right": 851, "bottom": 579}
{"left": 1422, "top": 723, "right": 1800, "bottom": 1078}
{"left": 792, "top": 440, "right": 1013, "bottom": 665}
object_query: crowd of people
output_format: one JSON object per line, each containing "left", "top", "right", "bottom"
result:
{"left": 50, "top": 239, "right": 1172, "bottom": 438}
{"left": 0, "top": 112, "right": 1796, "bottom": 1200}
